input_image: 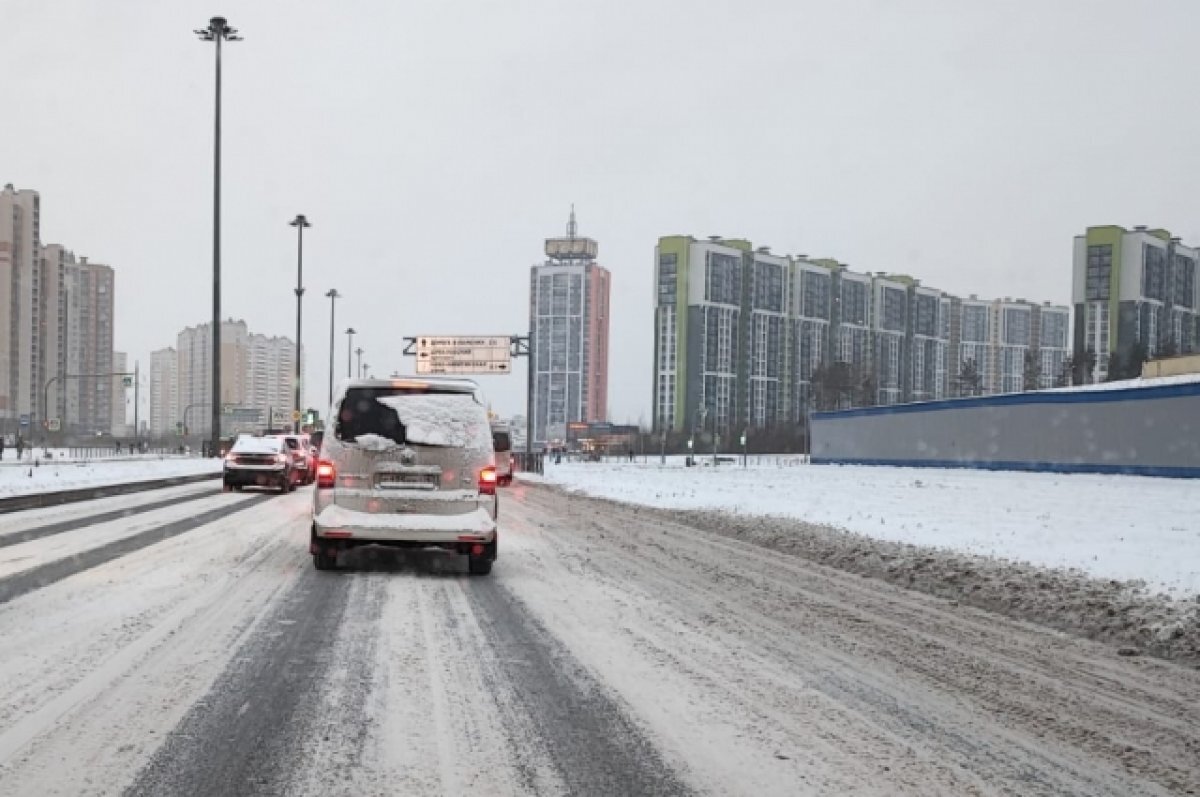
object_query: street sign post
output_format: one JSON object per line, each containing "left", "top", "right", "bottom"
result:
{"left": 19, "top": 414, "right": 29, "bottom": 428}
{"left": 270, "top": 408, "right": 290, "bottom": 427}
{"left": 414, "top": 336, "right": 512, "bottom": 375}
{"left": 48, "top": 418, "right": 61, "bottom": 432}
{"left": 122, "top": 375, "right": 133, "bottom": 388}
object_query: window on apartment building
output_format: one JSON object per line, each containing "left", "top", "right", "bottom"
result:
{"left": 1143, "top": 245, "right": 1167, "bottom": 301}
{"left": 914, "top": 294, "right": 938, "bottom": 337}
{"left": 1003, "top": 308, "right": 1031, "bottom": 345}
{"left": 840, "top": 280, "right": 868, "bottom": 325}
{"left": 1172, "top": 254, "right": 1196, "bottom": 310}
{"left": 1085, "top": 244, "right": 1113, "bottom": 300}
{"left": 882, "top": 288, "right": 906, "bottom": 332}
{"left": 801, "top": 271, "right": 831, "bottom": 320}
{"left": 658, "top": 254, "right": 677, "bottom": 307}
{"left": 753, "top": 261, "right": 784, "bottom": 313}
{"left": 962, "top": 306, "right": 988, "bottom": 342}
{"left": 705, "top": 252, "right": 741, "bottom": 305}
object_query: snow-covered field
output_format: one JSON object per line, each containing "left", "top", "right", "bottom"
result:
{"left": 532, "top": 459, "right": 1200, "bottom": 596}
{"left": 0, "top": 456, "right": 221, "bottom": 498}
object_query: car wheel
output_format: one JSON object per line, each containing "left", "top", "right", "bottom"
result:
{"left": 313, "top": 549, "right": 338, "bottom": 570}
{"left": 222, "top": 482, "right": 233, "bottom": 493}
{"left": 468, "top": 556, "right": 493, "bottom": 576}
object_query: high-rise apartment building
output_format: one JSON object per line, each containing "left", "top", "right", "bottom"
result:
{"left": 149, "top": 347, "right": 179, "bottom": 437}
{"left": 39, "top": 244, "right": 71, "bottom": 424}
{"left": 653, "top": 235, "right": 1070, "bottom": 433}
{"left": 528, "top": 210, "right": 611, "bottom": 449}
{"left": 64, "top": 258, "right": 115, "bottom": 433}
{"left": 0, "top": 184, "right": 40, "bottom": 433}
{"left": 2, "top": 185, "right": 121, "bottom": 436}
{"left": 168, "top": 319, "right": 296, "bottom": 439}
{"left": 1072, "top": 225, "right": 1199, "bottom": 382}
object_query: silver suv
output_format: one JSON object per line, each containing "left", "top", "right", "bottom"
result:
{"left": 310, "top": 377, "right": 498, "bottom": 574}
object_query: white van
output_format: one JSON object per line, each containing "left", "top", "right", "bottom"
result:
{"left": 311, "top": 377, "right": 498, "bottom": 574}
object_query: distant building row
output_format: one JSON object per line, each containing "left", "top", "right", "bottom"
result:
{"left": 0, "top": 184, "right": 126, "bottom": 437}
{"left": 652, "top": 235, "right": 1070, "bottom": 435}
{"left": 149, "top": 319, "right": 298, "bottom": 439}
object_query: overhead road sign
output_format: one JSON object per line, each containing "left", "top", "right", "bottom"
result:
{"left": 414, "top": 336, "right": 512, "bottom": 375}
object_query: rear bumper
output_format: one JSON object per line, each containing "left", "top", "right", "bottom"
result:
{"left": 224, "top": 466, "right": 287, "bottom": 485}
{"left": 312, "top": 505, "right": 496, "bottom": 544}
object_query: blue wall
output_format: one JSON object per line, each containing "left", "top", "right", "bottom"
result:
{"left": 810, "top": 381, "right": 1200, "bottom": 478}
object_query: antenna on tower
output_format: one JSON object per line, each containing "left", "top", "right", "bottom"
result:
{"left": 567, "top": 204, "right": 577, "bottom": 240}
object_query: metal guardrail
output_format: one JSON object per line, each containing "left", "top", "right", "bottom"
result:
{"left": 0, "top": 471, "right": 221, "bottom": 514}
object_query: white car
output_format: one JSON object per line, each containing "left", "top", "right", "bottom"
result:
{"left": 310, "top": 377, "right": 498, "bottom": 574}
{"left": 223, "top": 435, "right": 298, "bottom": 493}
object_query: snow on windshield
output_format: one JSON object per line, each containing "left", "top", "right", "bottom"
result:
{"left": 377, "top": 393, "right": 491, "bottom": 450}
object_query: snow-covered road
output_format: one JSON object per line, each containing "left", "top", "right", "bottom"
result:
{"left": 0, "top": 482, "right": 1197, "bottom": 795}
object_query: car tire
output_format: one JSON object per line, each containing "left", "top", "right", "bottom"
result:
{"left": 468, "top": 556, "right": 493, "bottom": 576}
{"left": 313, "top": 549, "right": 337, "bottom": 570}
{"left": 222, "top": 482, "right": 232, "bottom": 493}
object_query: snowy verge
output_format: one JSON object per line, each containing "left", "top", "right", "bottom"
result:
{"left": 0, "top": 457, "right": 221, "bottom": 498}
{"left": 530, "top": 462, "right": 1200, "bottom": 665}
{"left": 670, "top": 507, "right": 1200, "bottom": 666}
{"left": 534, "top": 461, "right": 1200, "bottom": 596}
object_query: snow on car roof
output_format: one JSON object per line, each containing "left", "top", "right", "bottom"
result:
{"left": 231, "top": 436, "right": 283, "bottom": 454}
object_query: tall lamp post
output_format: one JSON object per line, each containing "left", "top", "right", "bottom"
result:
{"left": 355, "top": 347, "right": 364, "bottom": 379}
{"left": 345, "top": 327, "right": 356, "bottom": 378}
{"left": 362, "top": 362, "right": 370, "bottom": 379}
{"left": 289, "top": 214, "right": 311, "bottom": 432}
{"left": 195, "top": 16, "right": 241, "bottom": 457}
{"left": 325, "top": 289, "right": 340, "bottom": 407}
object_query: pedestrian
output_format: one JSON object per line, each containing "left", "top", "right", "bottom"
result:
{"left": 15, "top": 435, "right": 24, "bottom": 461}
{"left": 115, "top": 440, "right": 122, "bottom": 455}
{"left": 628, "top": 447, "right": 635, "bottom": 463}
{"left": 0, "top": 436, "right": 5, "bottom": 460}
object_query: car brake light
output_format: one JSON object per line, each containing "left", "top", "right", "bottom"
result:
{"left": 316, "top": 460, "right": 336, "bottom": 489}
{"left": 479, "top": 467, "right": 497, "bottom": 495}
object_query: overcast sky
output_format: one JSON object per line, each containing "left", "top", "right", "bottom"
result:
{"left": 4, "top": 0, "right": 1200, "bottom": 423}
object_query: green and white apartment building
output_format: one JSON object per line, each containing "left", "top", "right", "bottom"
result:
{"left": 653, "top": 235, "right": 1071, "bottom": 435}
{"left": 1072, "top": 225, "right": 1200, "bottom": 382}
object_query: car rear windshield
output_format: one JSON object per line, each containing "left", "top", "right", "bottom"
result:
{"left": 337, "top": 387, "right": 488, "bottom": 449}
{"left": 492, "top": 431, "right": 512, "bottom": 452}
{"left": 231, "top": 437, "right": 282, "bottom": 455}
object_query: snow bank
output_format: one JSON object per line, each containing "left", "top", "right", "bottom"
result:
{"left": 0, "top": 457, "right": 221, "bottom": 499}
{"left": 539, "top": 460, "right": 1200, "bottom": 597}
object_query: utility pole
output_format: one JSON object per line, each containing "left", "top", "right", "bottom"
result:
{"left": 196, "top": 16, "right": 241, "bottom": 458}
{"left": 325, "top": 289, "right": 340, "bottom": 406}
{"left": 290, "top": 214, "right": 311, "bottom": 433}
{"left": 346, "top": 328, "right": 356, "bottom": 378}
{"left": 133, "top": 361, "right": 140, "bottom": 443}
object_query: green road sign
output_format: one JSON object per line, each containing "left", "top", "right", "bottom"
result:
{"left": 122, "top": 375, "right": 133, "bottom": 388}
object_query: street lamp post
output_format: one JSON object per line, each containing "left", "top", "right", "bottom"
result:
{"left": 362, "top": 363, "right": 370, "bottom": 379}
{"left": 355, "top": 347, "right": 364, "bottom": 379}
{"left": 289, "top": 214, "right": 311, "bottom": 433}
{"left": 345, "top": 328, "right": 356, "bottom": 378}
{"left": 195, "top": 16, "right": 241, "bottom": 457}
{"left": 325, "top": 289, "right": 340, "bottom": 407}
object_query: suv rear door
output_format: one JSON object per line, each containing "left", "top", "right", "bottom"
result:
{"left": 326, "top": 384, "right": 494, "bottom": 518}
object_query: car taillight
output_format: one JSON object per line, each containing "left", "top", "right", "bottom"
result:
{"left": 316, "top": 460, "right": 336, "bottom": 489}
{"left": 479, "top": 467, "right": 497, "bottom": 495}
